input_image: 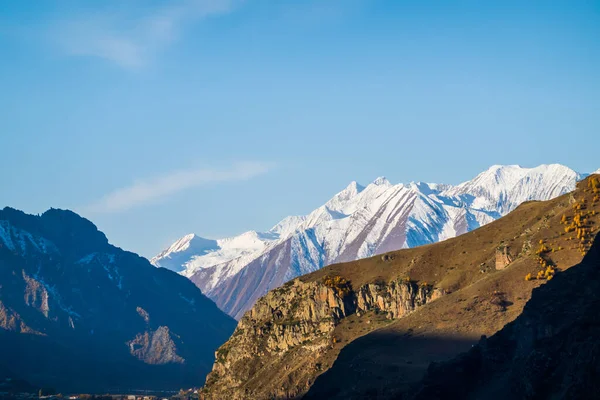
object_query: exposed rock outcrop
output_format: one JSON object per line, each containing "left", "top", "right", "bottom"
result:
{"left": 356, "top": 279, "right": 443, "bottom": 319}
{"left": 495, "top": 245, "right": 513, "bottom": 270}
{"left": 136, "top": 306, "right": 150, "bottom": 323}
{"left": 22, "top": 271, "right": 50, "bottom": 318}
{"left": 0, "top": 302, "right": 23, "bottom": 332}
{"left": 128, "top": 326, "right": 185, "bottom": 365}
{"left": 201, "top": 277, "right": 443, "bottom": 399}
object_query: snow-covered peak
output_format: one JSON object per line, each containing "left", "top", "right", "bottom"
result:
{"left": 153, "top": 234, "right": 218, "bottom": 259}
{"left": 454, "top": 164, "right": 525, "bottom": 193}
{"left": 219, "top": 230, "right": 276, "bottom": 249}
{"left": 152, "top": 229, "right": 279, "bottom": 277}
{"left": 269, "top": 215, "right": 306, "bottom": 238}
{"left": 165, "top": 233, "right": 198, "bottom": 254}
{"left": 409, "top": 182, "right": 447, "bottom": 196}
{"left": 442, "top": 164, "right": 580, "bottom": 213}
{"left": 593, "top": 168, "right": 600, "bottom": 175}
{"left": 323, "top": 181, "right": 365, "bottom": 212}
{"left": 488, "top": 164, "right": 522, "bottom": 171}
{"left": 343, "top": 181, "right": 364, "bottom": 196}
{"left": 371, "top": 176, "right": 391, "bottom": 186}
{"left": 151, "top": 234, "right": 219, "bottom": 272}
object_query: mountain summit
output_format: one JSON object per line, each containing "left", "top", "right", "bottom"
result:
{"left": 153, "top": 164, "right": 589, "bottom": 319}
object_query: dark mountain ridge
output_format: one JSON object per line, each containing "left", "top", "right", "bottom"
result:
{"left": 0, "top": 207, "right": 236, "bottom": 393}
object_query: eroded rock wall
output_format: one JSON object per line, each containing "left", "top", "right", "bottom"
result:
{"left": 201, "top": 277, "right": 443, "bottom": 399}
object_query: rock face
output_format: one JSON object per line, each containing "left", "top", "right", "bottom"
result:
{"left": 495, "top": 245, "right": 513, "bottom": 270}
{"left": 356, "top": 280, "right": 443, "bottom": 319}
{"left": 0, "top": 207, "right": 236, "bottom": 393}
{"left": 201, "top": 276, "right": 443, "bottom": 399}
{"left": 127, "top": 326, "right": 185, "bottom": 365}
{"left": 412, "top": 233, "right": 600, "bottom": 399}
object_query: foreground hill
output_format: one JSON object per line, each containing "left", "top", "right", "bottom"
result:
{"left": 154, "top": 164, "right": 584, "bottom": 319}
{"left": 0, "top": 207, "right": 236, "bottom": 393}
{"left": 201, "top": 175, "right": 600, "bottom": 399}
{"left": 410, "top": 231, "right": 600, "bottom": 399}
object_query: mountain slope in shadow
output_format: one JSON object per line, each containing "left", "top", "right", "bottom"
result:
{"left": 0, "top": 207, "right": 236, "bottom": 393}
{"left": 304, "top": 233, "right": 600, "bottom": 400}
{"left": 410, "top": 232, "right": 600, "bottom": 400}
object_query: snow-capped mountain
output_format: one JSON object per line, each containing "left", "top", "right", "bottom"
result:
{"left": 152, "top": 164, "right": 587, "bottom": 319}
{"left": 441, "top": 164, "right": 583, "bottom": 214}
{"left": 151, "top": 231, "right": 280, "bottom": 278}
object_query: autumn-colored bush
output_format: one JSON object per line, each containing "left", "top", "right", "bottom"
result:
{"left": 535, "top": 243, "right": 550, "bottom": 255}
{"left": 536, "top": 270, "right": 545, "bottom": 280}
{"left": 544, "top": 266, "right": 555, "bottom": 279}
{"left": 588, "top": 176, "right": 600, "bottom": 193}
{"left": 322, "top": 275, "right": 352, "bottom": 297}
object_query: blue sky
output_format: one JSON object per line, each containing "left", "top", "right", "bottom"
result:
{"left": 1, "top": 0, "right": 598, "bottom": 257}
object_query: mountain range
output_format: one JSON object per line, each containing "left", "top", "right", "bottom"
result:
{"left": 201, "top": 172, "right": 600, "bottom": 399}
{"left": 152, "top": 164, "right": 591, "bottom": 319}
{"left": 0, "top": 207, "right": 236, "bottom": 393}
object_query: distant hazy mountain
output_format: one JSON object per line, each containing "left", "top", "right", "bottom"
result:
{"left": 153, "top": 164, "right": 586, "bottom": 319}
{"left": 0, "top": 207, "right": 236, "bottom": 392}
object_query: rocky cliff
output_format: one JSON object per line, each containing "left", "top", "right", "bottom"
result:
{"left": 201, "top": 276, "right": 443, "bottom": 399}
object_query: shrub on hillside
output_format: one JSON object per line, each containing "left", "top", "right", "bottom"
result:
{"left": 322, "top": 275, "right": 352, "bottom": 297}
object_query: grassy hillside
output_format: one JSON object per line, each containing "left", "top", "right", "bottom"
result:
{"left": 406, "top": 232, "right": 600, "bottom": 399}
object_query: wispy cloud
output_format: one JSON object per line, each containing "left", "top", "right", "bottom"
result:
{"left": 84, "top": 162, "right": 271, "bottom": 214}
{"left": 54, "top": 0, "right": 241, "bottom": 69}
